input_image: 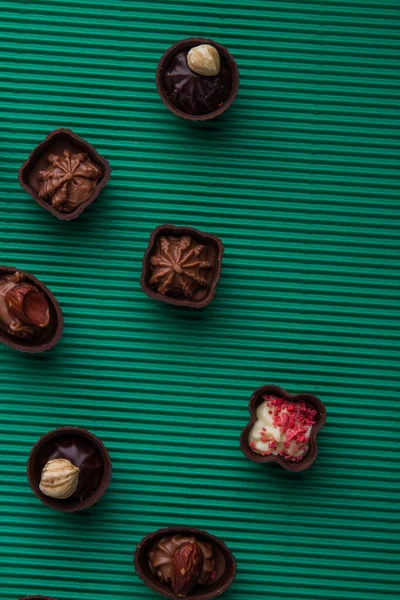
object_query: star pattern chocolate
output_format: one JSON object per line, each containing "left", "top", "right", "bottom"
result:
{"left": 149, "top": 235, "right": 213, "bottom": 298}
{"left": 38, "top": 149, "right": 102, "bottom": 213}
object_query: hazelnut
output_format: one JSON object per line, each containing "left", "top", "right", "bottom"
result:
{"left": 187, "top": 44, "right": 220, "bottom": 77}
{"left": 171, "top": 542, "right": 204, "bottom": 597}
{"left": 39, "top": 458, "right": 80, "bottom": 499}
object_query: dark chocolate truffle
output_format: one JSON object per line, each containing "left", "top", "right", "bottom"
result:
{"left": 0, "top": 266, "right": 63, "bottom": 353}
{"left": 18, "top": 128, "right": 111, "bottom": 221}
{"left": 141, "top": 225, "right": 224, "bottom": 308}
{"left": 156, "top": 38, "right": 239, "bottom": 121}
{"left": 135, "top": 526, "right": 236, "bottom": 600}
{"left": 240, "top": 384, "right": 327, "bottom": 472}
{"left": 27, "top": 427, "right": 112, "bottom": 512}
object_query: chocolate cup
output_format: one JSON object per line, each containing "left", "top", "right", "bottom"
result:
{"left": 27, "top": 427, "right": 112, "bottom": 512}
{"left": 0, "top": 266, "right": 63, "bottom": 353}
{"left": 18, "top": 128, "right": 111, "bottom": 221}
{"left": 140, "top": 225, "right": 224, "bottom": 309}
{"left": 156, "top": 38, "right": 239, "bottom": 122}
{"left": 240, "top": 384, "right": 326, "bottom": 472}
{"left": 134, "top": 526, "right": 236, "bottom": 600}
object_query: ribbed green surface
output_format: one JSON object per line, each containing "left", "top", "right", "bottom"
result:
{"left": 0, "top": 1, "right": 399, "bottom": 599}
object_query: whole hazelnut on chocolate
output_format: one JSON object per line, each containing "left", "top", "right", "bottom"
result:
{"left": 156, "top": 38, "right": 239, "bottom": 121}
{"left": 0, "top": 266, "right": 63, "bottom": 353}
{"left": 187, "top": 44, "right": 220, "bottom": 76}
{"left": 27, "top": 427, "right": 112, "bottom": 512}
{"left": 39, "top": 458, "right": 80, "bottom": 499}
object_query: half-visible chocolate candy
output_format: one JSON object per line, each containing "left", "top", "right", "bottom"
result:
{"left": 0, "top": 266, "right": 63, "bottom": 353}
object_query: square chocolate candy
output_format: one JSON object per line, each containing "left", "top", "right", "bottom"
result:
{"left": 18, "top": 128, "right": 111, "bottom": 221}
{"left": 141, "top": 225, "right": 224, "bottom": 308}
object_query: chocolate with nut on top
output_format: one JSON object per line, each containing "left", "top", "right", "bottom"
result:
{"left": 149, "top": 534, "right": 217, "bottom": 597}
{"left": 0, "top": 266, "right": 63, "bottom": 353}
{"left": 141, "top": 225, "right": 224, "bottom": 309}
{"left": 163, "top": 48, "right": 231, "bottom": 116}
{"left": 39, "top": 435, "right": 104, "bottom": 503}
{"left": 27, "top": 427, "right": 112, "bottom": 513}
{"left": 135, "top": 526, "right": 236, "bottom": 600}
{"left": 156, "top": 38, "right": 239, "bottom": 121}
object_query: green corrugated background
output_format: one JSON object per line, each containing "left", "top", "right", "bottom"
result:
{"left": 0, "top": 1, "right": 399, "bottom": 599}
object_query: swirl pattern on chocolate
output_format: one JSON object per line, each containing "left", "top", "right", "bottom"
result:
{"left": 149, "top": 534, "right": 216, "bottom": 586}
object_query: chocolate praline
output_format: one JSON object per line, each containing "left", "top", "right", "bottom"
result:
{"left": 27, "top": 427, "right": 112, "bottom": 512}
{"left": 18, "top": 128, "right": 111, "bottom": 221}
{"left": 240, "top": 384, "right": 327, "bottom": 472}
{"left": 134, "top": 526, "right": 236, "bottom": 600}
{"left": 156, "top": 38, "right": 239, "bottom": 121}
{"left": 140, "top": 225, "right": 224, "bottom": 309}
{"left": 0, "top": 266, "right": 63, "bottom": 353}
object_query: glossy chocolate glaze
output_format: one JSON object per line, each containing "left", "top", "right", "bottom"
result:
{"left": 149, "top": 534, "right": 224, "bottom": 589}
{"left": 163, "top": 50, "right": 231, "bottom": 115}
{"left": 0, "top": 272, "right": 47, "bottom": 340}
{"left": 40, "top": 435, "right": 104, "bottom": 503}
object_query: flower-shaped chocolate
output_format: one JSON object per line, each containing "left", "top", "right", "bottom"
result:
{"left": 150, "top": 235, "right": 213, "bottom": 296}
{"left": 18, "top": 128, "right": 111, "bottom": 220}
{"left": 141, "top": 225, "right": 224, "bottom": 308}
{"left": 134, "top": 526, "right": 236, "bottom": 600}
{"left": 38, "top": 149, "right": 102, "bottom": 213}
{"left": 0, "top": 266, "right": 63, "bottom": 353}
{"left": 240, "top": 384, "right": 326, "bottom": 472}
